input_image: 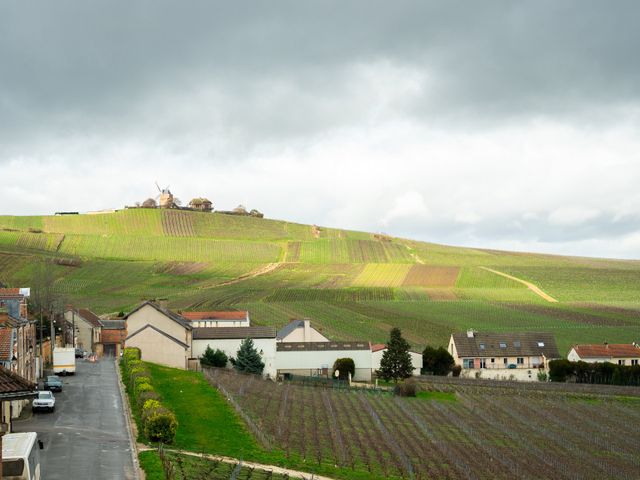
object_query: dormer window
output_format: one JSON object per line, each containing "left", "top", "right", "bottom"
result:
{"left": 514, "top": 341, "right": 521, "bottom": 348}
{"left": 499, "top": 342, "right": 507, "bottom": 348}
{"left": 537, "top": 342, "right": 545, "bottom": 347}
{"left": 479, "top": 343, "right": 485, "bottom": 350}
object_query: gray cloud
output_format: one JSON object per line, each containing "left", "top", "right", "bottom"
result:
{"left": 1, "top": 1, "right": 640, "bottom": 259}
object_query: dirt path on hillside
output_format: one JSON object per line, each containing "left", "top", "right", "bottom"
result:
{"left": 141, "top": 447, "right": 335, "bottom": 480}
{"left": 479, "top": 266, "right": 558, "bottom": 303}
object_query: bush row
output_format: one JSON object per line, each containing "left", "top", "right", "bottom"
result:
{"left": 549, "top": 359, "right": 640, "bottom": 386}
{"left": 121, "top": 347, "right": 178, "bottom": 444}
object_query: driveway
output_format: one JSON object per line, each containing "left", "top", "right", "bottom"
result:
{"left": 13, "top": 358, "right": 136, "bottom": 480}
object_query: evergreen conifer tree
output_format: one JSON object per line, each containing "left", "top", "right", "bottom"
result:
{"left": 378, "top": 327, "right": 413, "bottom": 383}
{"left": 231, "top": 338, "right": 265, "bottom": 375}
{"left": 200, "top": 345, "right": 228, "bottom": 368}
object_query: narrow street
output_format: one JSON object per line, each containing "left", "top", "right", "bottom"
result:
{"left": 13, "top": 359, "right": 136, "bottom": 480}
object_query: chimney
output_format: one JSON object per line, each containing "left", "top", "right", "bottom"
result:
{"left": 466, "top": 329, "right": 475, "bottom": 338}
{"left": 304, "top": 319, "right": 311, "bottom": 342}
{"left": 158, "top": 298, "right": 169, "bottom": 309}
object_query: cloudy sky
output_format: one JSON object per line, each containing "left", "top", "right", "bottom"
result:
{"left": 1, "top": 2, "right": 640, "bottom": 259}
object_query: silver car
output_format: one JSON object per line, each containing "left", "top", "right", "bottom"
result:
{"left": 32, "top": 391, "right": 56, "bottom": 412}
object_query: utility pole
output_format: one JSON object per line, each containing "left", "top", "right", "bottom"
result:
{"left": 72, "top": 307, "right": 76, "bottom": 349}
{"left": 38, "top": 306, "right": 44, "bottom": 380}
{"left": 50, "top": 310, "right": 55, "bottom": 365}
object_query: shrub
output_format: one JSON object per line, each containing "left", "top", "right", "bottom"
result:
{"left": 451, "top": 365, "right": 462, "bottom": 377}
{"left": 133, "top": 376, "right": 152, "bottom": 390}
{"left": 141, "top": 399, "right": 163, "bottom": 422}
{"left": 332, "top": 358, "right": 355, "bottom": 381}
{"left": 394, "top": 378, "right": 418, "bottom": 397}
{"left": 537, "top": 371, "right": 548, "bottom": 382}
{"left": 200, "top": 346, "right": 228, "bottom": 368}
{"left": 137, "top": 390, "right": 161, "bottom": 410}
{"left": 135, "top": 382, "right": 154, "bottom": 397}
{"left": 144, "top": 407, "right": 178, "bottom": 443}
{"left": 123, "top": 347, "right": 141, "bottom": 363}
{"left": 422, "top": 346, "right": 455, "bottom": 376}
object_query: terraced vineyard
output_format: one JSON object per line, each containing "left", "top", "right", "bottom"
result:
{"left": 0, "top": 209, "right": 638, "bottom": 353}
{"left": 206, "top": 368, "right": 640, "bottom": 480}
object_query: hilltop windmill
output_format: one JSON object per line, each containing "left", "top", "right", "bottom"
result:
{"left": 155, "top": 182, "right": 175, "bottom": 209}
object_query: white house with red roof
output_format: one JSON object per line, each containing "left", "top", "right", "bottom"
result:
{"left": 568, "top": 343, "right": 640, "bottom": 366}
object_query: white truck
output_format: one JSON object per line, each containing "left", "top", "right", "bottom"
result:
{"left": 2, "top": 432, "right": 43, "bottom": 479}
{"left": 53, "top": 347, "right": 76, "bottom": 375}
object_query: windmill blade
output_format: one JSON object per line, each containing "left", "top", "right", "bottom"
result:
{"left": 155, "top": 181, "right": 161, "bottom": 192}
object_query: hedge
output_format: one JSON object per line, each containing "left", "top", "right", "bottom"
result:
{"left": 120, "top": 347, "right": 178, "bottom": 444}
{"left": 549, "top": 359, "right": 640, "bottom": 385}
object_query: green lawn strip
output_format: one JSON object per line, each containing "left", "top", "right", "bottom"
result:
{"left": 139, "top": 450, "right": 166, "bottom": 480}
{"left": 146, "top": 363, "right": 396, "bottom": 480}
{"left": 414, "top": 391, "right": 457, "bottom": 402}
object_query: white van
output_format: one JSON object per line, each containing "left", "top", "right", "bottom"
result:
{"left": 2, "top": 432, "right": 42, "bottom": 480}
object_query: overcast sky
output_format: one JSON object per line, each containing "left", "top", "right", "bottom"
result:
{"left": 1, "top": 2, "right": 640, "bottom": 259}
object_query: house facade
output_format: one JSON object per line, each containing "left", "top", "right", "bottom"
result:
{"left": 276, "top": 342, "right": 373, "bottom": 382}
{"left": 277, "top": 319, "right": 330, "bottom": 343}
{"left": 568, "top": 343, "right": 640, "bottom": 366}
{"left": 191, "top": 327, "right": 277, "bottom": 378}
{"left": 449, "top": 330, "right": 560, "bottom": 381}
{"left": 125, "top": 302, "right": 192, "bottom": 369}
{"left": 64, "top": 308, "right": 102, "bottom": 353}
{"left": 182, "top": 311, "right": 250, "bottom": 328}
{"left": 371, "top": 344, "right": 422, "bottom": 377}
{"left": 100, "top": 320, "right": 127, "bottom": 357}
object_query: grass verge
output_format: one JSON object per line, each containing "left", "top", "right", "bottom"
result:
{"left": 139, "top": 451, "right": 166, "bottom": 480}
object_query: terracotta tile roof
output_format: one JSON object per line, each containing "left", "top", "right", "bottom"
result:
{"left": 193, "top": 326, "right": 276, "bottom": 340}
{"left": 452, "top": 331, "right": 560, "bottom": 359}
{"left": 0, "top": 288, "right": 20, "bottom": 296}
{"left": 0, "top": 365, "right": 36, "bottom": 397}
{"left": 182, "top": 311, "right": 248, "bottom": 321}
{"left": 0, "top": 328, "right": 13, "bottom": 362}
{"left": 371, "top": 343, "right": 386, "bottom": 353}
{"left": 573, "top": 344, "right": 640, "bottom": 359}
{"left": 77, "top": 309, "right": 102, "bottom": 328}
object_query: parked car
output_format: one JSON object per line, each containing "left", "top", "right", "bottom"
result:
{"left": 75, "top": 348, "right": 85, "bottom": 358}
{"left": 32, "top": 391, "right": 55, "bottom": 412}
{"left": 44, "top": 375, "right": 63, "bottom": 392}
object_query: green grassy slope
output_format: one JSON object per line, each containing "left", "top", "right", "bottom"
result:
{"left": 1, "top": 209, "right": 638, "bottom": 355}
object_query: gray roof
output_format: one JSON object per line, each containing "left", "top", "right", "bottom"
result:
{"left": 276, "top": 320, "right": 305, "bottom": 340}
{"left": 451, "top": 332, "right": 560, "bottom": 359}
{"left": 277, "top": 341, "right": 371, "bottom": 352}
{"left": 100, "top": 319, "right": 126, "bottom": 330}
{"left": 193, "top": 326, "right": 276, "bottom": 340}
{"left": 124, "top": 301, "right": 191, "bottom": 330}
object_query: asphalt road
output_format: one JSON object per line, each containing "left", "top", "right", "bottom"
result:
{"left": 13, "top": 358, "right": 136, "bottom": 480}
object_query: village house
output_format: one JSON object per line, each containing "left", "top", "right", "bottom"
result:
{"left": 0, "top": 366, "right": 36, "bottom": 434}
{"left": 276, "top": 341, "right": 373, "bottom": 382}
{"left": 99, "top": 319, "right": 127, "bottom": 357}
{"left": 567, "top": 343, "right": 640, "bottom": 366}
{"left": 371, "top": 343, "right": 423, "bottom": 377}
{"left": 125, "top": 302, "right": 192, "bottom": 370}
{"left": 448, "top": 330, "right": 560, "bottom": 381}
{"left": 276, "top": 319, "right": 329, "bottom": 343}
{"left": 181, "top": 311, "right": 250, "bottom": 328}
{"left": 64, "top": 308, "right": 102, "bottom": 353}
{"left": 0, "top": 291, "right": 36, "bottom": 383}
{"left": 191, "top": 326, "right": 277, "bottom": 378}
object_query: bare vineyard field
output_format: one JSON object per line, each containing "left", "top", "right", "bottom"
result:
{"left": 402, "top": 265, "right": 460, "bottom": 287}
{"left": 205, "top": 368, "right": 640, "bottom": 480}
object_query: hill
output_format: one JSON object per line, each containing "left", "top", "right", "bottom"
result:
{"left": 1, "top": 209, "right": 639, "bottom": 354}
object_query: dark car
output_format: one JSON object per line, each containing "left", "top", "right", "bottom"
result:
{"left": 75, "top": 348, "right": 85, "bottom": 358}
{"left": 43, "top": 375, "right": 63, "bottom": 392}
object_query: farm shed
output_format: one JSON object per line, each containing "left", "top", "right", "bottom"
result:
{"left": 449, "top": 330, "right": 560, "bottom": 381}
{"left": 568, "top": 343, "right": 640, "bottom": 365}
{"left": 276, "top": 319, "right": 329, "bottom": 343}
{"left": 99, "top": 319, "right": 127, "bottom": 357}
{"left": 181, "top": 311, "right": 250, "bottom": 328}
{"left": 124, "top": 302, "right": 192, "bottom": 370}
{"left": 371, "top": 343, "right": 422, "bottom": 377}
{"left": 191, "top": 327, "right": 277, "bottom": 378}
{"left": 276, "top": 341, "right": 373, "bottom": 382}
